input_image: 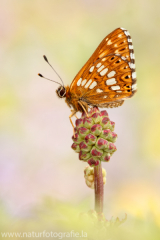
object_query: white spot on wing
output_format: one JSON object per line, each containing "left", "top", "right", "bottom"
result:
{"left": 118, "top": 34, "right": 122, "bottom": 38}
{"left": 89, "top": 66, "right": 94, "bottom": 73}
{"left": 77, "top": 78, "right": 82, "bottom": 86}
{"left": 121, "top": 27, "right": 126, "bottom": 30}
{"left": 106, "top": 78, "right": 117, "bottom": 85}
{"left": 107, "top": 71, "right": 116, "bottom": 78}
{"left": 102, "top": 58, "right": 107, "bottom": 62}
{"left": 97, "top": 65, "right": 105, "bottom": 72}
{"left": 81, "top": 79, "right": 87, "bottom": 86}
{"left": 96, "top": 63, "right": 101, "bottom": 68}
{"left": 129, "top": 45, "right": 133, "bottom": 49}
{"left": 106, "top": 38, "right": 108, "bottom": 41}
{"left": 130, "top": 53, "right": 135, "bottom": 59}
{"left": 129, "top": 63, "right": 135, "bottom": 69}
{"left": 103, "top": 96, "right": 107, "bottom": 98}
{"left": 89, "top": 81, "right": 97, "bottom": 89}
{"left": 121, "top": 56, "right": 126, "bottom": 60}
{"left": 96, "top": 89, "right": 103, "bottom": 93}
{"left": 132, "top": 72, "right": 136, "bottom": 79}
{"left": 128, "top": 38, "right": 132, "bottom": 42}
{"left": 107, "top": 40, "right": 112, "bottom": 45}
{"left": 132, "top": 83, "right": 137, "bottom": 90}
{"left": 111, "top": 85, "right": 120, "bottom": 90}
{"left": 124, "top": 31, "right": 130, "bottom": 36}
{"left": 84, "top": 79, "right": 92, "bottom": 88}
{"left": 117, "top": 90, "right": 122, "bottom": 93}
{"left": 100, "top": 68, "right": 108, "bottom": 76}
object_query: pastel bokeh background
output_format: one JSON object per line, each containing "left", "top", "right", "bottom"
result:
{"left": 0, "top": 0, "right": 160, "bottom": 238}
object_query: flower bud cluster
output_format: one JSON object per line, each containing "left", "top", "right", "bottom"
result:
{"left": 71, "top": 107, "right": 117, "bottom": 166}
{"left": 84, "top": 166, "right": 106, "bottom": 189}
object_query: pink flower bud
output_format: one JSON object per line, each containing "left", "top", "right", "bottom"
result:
{"left": 89, "top": 106, "right": 99, "bottom": 115}
{"left": 110, "top": 132, "right": 117, "bottom": 143}
{"left": 107, "top": 142, "right": 117, "bottom": 153}
{"left": 110, "top": 121, "right": 115, "bottom": 131}
{"left": 72, "top": 133, "right": 83, "bottom": 144}
{"left": 91, "top": 146, "right": 103, "bottom": 157}
{"left": 100, "top": 129, "right": 117, "bottom": 143}
{"left": 100, "top": 110, "right": 108, "bottom": 117}
{"left": 83, "top": 117, "right": 93, "bottom": 128}
{"left": 100, "top": 129, "right": 111, "bottom": 139}
{"left": 91, "top": 113, "right": 102, "bottom": 124}
{"left": 85, "top": 134, "right": 97, "bottom": 145}
{"left": 79, "top": 141, "right": 92, "bottom": 152}
{"left": 75, "top": 119, "right": 84, "bottom": 128}
{"left": 91, "top": 124, "right": 102, "bottom": 136}
{"left": 78, "top": 127, "right": 90, "bottom": 138}
{"left": 96, "top": 138, "right": 109, "bottom": 150}
{"left": 88, "top": 158, "right": 100, "bottom": 167}
{"left": 71, "top": 143, "right": 80, "bottom": 153}
{"left": 81, "top": 112, "right": 87, "bottom": 118}
{"left": 79, "top": 151, "right": 91, "bottom": 161}
{"left": 101, "top": 117, "right": 110, "bottom": 129}
{"left": 101, "top": 152, "right": 110, "bottom": 162}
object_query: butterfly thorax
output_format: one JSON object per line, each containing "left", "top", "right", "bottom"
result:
{"left": 64, "top": 85, "right": 88, "bottom": 112}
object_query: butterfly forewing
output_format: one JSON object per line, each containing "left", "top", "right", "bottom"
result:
{"left": 70, "top": 27, "right": 137, "bottom": 108}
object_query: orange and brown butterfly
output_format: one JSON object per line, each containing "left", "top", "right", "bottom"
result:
{"left": 38, "top": 27, "right": 137, "bottom": 129}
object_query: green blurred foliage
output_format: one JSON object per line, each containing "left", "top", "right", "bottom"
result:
{"left": 0, "top": 197, "right": 160, "bottom": 240}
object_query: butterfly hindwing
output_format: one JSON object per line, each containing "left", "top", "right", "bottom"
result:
{"left": 70, "top": 27, "right": 137, "bottom": 107}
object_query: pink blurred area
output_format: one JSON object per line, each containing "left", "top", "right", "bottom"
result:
{"left": 0, "top": 0, "right": 160, "bottom": 220}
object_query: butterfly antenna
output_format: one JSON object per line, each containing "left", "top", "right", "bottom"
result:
{"left": 38, "top": 73, "right": 62, "bottom": 86}
{"left": 43, "top": 55, "right": 64, "bottom": 86}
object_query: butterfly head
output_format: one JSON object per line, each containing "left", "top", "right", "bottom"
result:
{"left": 56, "top": 86, "right": 66, "bottom": 98}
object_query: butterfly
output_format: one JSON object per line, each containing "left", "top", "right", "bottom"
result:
{"left": 39, "top": 27, "right": 137, "bottom": 130}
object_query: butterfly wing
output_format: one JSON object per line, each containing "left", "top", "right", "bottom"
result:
{"left": 69, "top": 27, "right": 137, "bottom": 107}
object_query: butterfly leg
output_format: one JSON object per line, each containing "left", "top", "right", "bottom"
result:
{"left": 78, "top": 101, "right": 89, "bottom": 117}
{"left": 69, "top": 109, "right": 77, "bottom": 137}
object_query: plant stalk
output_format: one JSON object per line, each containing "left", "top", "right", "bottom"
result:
{"left": 94, "top": 162, "right": 104, "bottom": 213}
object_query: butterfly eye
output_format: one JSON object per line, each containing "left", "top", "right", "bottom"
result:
{"left": 57, "top": 87, "right": 66, "bottom": 98}
{"left": 60, "top": 88, "right": 66, "bottom": 97}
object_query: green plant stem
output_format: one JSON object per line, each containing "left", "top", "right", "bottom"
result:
{"left": 94, "top": 163, "right": 103, "bottom": 213}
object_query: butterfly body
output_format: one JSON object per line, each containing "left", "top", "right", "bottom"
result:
{"left": 57, "top": 27, "right": 137, "bottom": 116}
{"left": 39, "top": 27, "right": 137, "bottom": 130}
{"left": 58, "top": 85, "right": 89, "bottom": 112}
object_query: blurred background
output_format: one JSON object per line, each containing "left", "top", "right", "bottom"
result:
{"left": 0, "top": 0, "right": 160, "bottom": 238}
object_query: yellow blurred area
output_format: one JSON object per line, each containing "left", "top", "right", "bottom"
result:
{"left": 0, "top": 0, "right": 160, "bottom": 239}
{"left": 113, "top": 182, "right": 160, "bottom": 225}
